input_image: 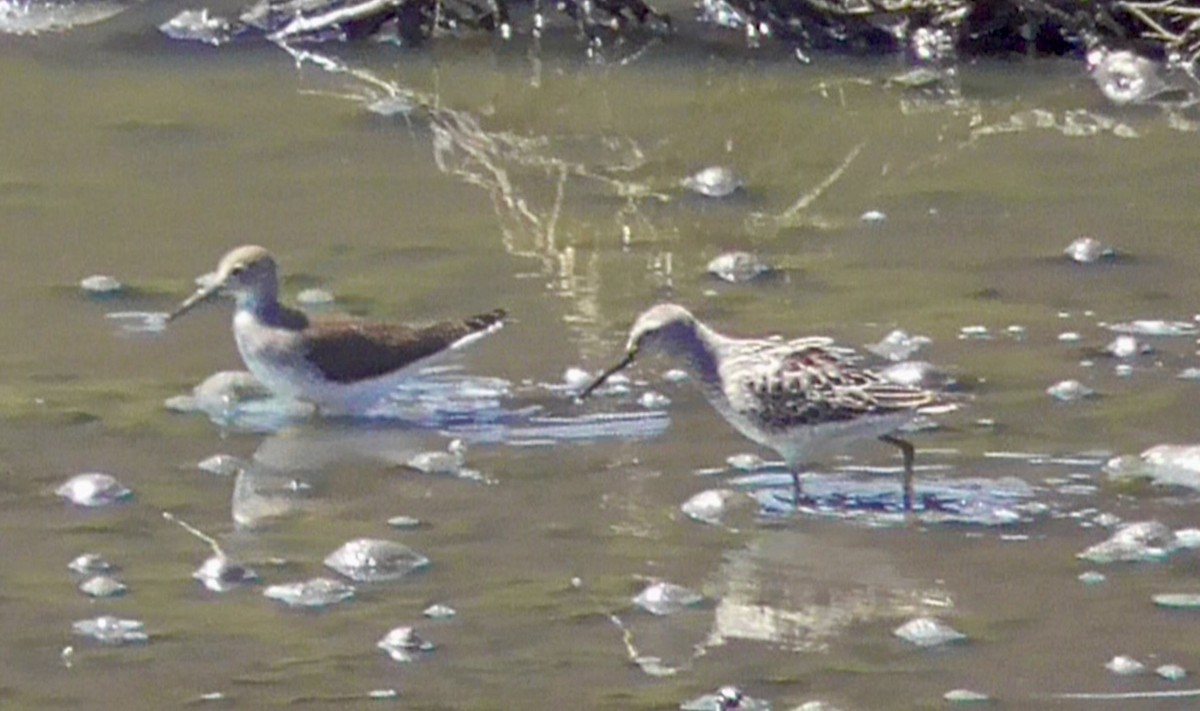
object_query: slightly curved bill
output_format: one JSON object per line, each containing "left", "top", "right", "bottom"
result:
{"left": 166, "top": 283, "right": 221, "bottom": 322}
{"left": 577, "top": 349, "right": 637, "bottom": 400}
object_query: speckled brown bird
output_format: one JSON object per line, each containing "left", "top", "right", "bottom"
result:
{"left": 580, "top": 304, "right": 944, "bottom": 510}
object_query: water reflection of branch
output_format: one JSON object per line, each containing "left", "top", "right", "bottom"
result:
{"left": 275, "top": 41, "right": 665, "bottom": 343}
{"left": 747, "top": 140, "right": 865, "bottom": 232}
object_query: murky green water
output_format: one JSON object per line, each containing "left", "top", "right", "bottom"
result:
{"left": 5, "top": 8, "right": 1200, "bottom": 709}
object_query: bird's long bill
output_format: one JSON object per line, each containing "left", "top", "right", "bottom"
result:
{"left": 577, "top": 349, "right": 637, "bottom": 400}
{"left": 166, "top": 283, "right": 220, "bottom": 322}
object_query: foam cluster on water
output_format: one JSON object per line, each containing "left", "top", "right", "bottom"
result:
{"left": 324, "top": 538, "right": 429, "bottom": 582}
{"left": 1077, "top": 521, "right": 1200, "bottom": 563}
{"left": 893, "top": 617, "right": 966, "bottom": 647}
{"left": 165, "top": 370, "right": 314, "bottom": 432}
{"left": 69, "top": 553, "right": 115, "bottom": 575}
{"left": 632, "top": 581, "right": 703, "bottom": 616}
{"left": 377, "top": 626, "right": 434, "bottom": 662}
{"left": 0, "top": 0, "right": 129, "bottom": 34}
{"left": 1106, "top": 445, "right": 1200, "bottom": 490}
{"left": 680, "top": 685, "right": 770, "bottom": 711}
{"left": 79, "top": 576, "right": 127, "bottom": 598}
{"left": 682, "top": 166, "right": 743, "bottom": 198}
{"left": 706, "top": 251, "right": 772, "bottom": 283}
{"left": 404, "top": 439, "right": 490, "bottom": 481}
{"left": 194, "top": 555, "right": 258, "bottom": 592}
{"left": 681, "top": 489, "right": 735, "bottom": 526}
{"left": 264, "top": 577, "right": 355, "bottom": 608}
{"left": 158, "top": 8, "right": 233, "bottom": 45}
{"left": 72, "top": 616, "right": 148, "bottom": 645}
{"left": 867, "top": 329, "right": 931, "bottom": 362}
{"left": 56, "top": 473, "right": 132, "bottom": 507}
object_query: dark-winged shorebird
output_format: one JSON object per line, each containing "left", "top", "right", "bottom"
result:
{"left": 579, "top": 304, "right": 944, "bottom": 511}
{"left": 168, "top": 245, "right": 505, "bottom": 415}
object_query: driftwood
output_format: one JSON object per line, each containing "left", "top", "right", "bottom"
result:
{"left": 177, "top": 0, "right": 1200, "bottom": 65}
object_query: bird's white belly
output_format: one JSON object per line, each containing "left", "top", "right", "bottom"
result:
{"left": 232, "top": 311, "right": 424, "bottom": 415}
{"left": 705, "top": 390, "right": 913, "bottom": 467}
{"left": 232, "top": 312, "right": 312, "bottom": 399}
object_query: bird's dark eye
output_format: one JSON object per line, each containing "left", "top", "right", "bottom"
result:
{"left": 229, "top": 265, "right": 246, "bottom": 276}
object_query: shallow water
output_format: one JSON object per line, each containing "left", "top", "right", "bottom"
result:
{"left": 5, "top": 7, "right": 1200, "bottom": 709}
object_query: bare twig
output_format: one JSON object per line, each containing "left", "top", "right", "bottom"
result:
{"left": 163, "top": 511, "right": 227, "bottom": 558}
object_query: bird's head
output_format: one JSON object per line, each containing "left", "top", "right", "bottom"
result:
{"left": 577, "top": 304, "right": 699, "bottom": 399}
{"left": 167, "top": 245, "right": 278, "bottom": 322}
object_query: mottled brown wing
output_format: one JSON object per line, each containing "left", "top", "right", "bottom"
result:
{"left": 303, "top": 309, "right": 505, "bottom": 383}
{"left": 746, "top": 345, "right": 935, "bottom": 428}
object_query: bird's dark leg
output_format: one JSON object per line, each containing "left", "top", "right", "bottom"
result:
{"left": 791, "top": 470, "right": 802, "bottom": 509}
{"left": 880, "top": 434, "right": 915, "bottom": 512}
